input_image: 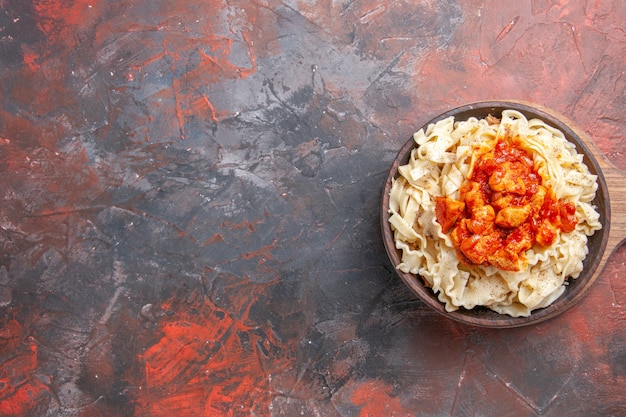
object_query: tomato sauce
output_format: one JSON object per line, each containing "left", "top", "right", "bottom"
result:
{"left": 436, "top": 138, "right": 578, "bottom": 271}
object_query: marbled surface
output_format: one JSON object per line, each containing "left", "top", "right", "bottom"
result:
{"left": 1, "top": 1, "right": 625, "bottom": 416}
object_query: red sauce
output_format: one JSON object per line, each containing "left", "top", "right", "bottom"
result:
{"left": 436, "top": 138, "right": 578, "bottom": 271}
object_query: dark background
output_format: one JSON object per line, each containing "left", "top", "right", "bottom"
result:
{"left": 1, "top": 1, "right": 625, "bottom": 416}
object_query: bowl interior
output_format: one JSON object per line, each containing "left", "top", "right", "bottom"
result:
{"left": 381, "top": 101, "right": 610, "bottom": 328}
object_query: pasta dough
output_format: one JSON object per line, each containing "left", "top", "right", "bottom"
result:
{"left": 388, "top": 110, "right": 602, "bottom": 317}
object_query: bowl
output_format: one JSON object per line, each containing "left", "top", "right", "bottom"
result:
{"left": 380, "top": 100, "right": 618, "bottom": 328}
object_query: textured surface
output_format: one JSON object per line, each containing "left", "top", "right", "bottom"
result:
{"left": 1, "top": 1, "right": 625, "bottom": 416}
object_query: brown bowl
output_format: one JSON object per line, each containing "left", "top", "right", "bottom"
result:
{"left": 381, "top": 100, "right": 625, "bottom": 328}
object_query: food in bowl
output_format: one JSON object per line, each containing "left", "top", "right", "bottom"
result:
{"left": 387, "top": 110, "right": 602, "bottom": 317}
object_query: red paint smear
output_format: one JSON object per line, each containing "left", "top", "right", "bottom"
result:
{"left": 145, "top": 29, "right": 259, "bottom": 139}
{"left": 119, "top": 0, "right": 264, "bottom": 141}
{"left": 202, "top": 233, "right": 223, "bottom": 246}
{"left": 200, "top": 94, "right": 222, "bottom": 124}
{"left": 134, "top": 290, "right": 292, "bottom": 416}
{"left": 350, "top": 380, "right": 410, "bottom": 417}
{"left": 10, "top": 69, "right": 76, "bottom": 118}
{"left": 162, "top": 37, "right": 186, "bottom": 140}
{"left": 220, "top": 218, "right": 266, "bottom": 234}
{"left": 0, "top": 319, "right": 51, "bottom": 416}
{"left": 33, "top": 0, "right": 103, "bottom": 47}
{"left": 21, "top": 45, "right": 41, "bottom": 72}
{"left": 1, "top": 110, "right": 103, "bottom": 260}
{"left": 95, "top": 1, "right": 275, "bottom": 142}
{"left": 171, "top": 33, "right": 257, "bottom": 135}
{"left": 242, "top": 240, "right": 277, "bottom": 262}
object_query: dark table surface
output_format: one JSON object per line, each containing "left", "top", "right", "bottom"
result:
{"left": 1, "top": 1, "right": 625, "bottom": 416}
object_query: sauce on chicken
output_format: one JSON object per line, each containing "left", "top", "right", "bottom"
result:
{"left": 435, "top": 138, "right": 578, "bottom": 271}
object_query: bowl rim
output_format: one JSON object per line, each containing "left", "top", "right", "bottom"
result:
{"left": 380, "top": 100, "right": 610, "bottom": 328}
